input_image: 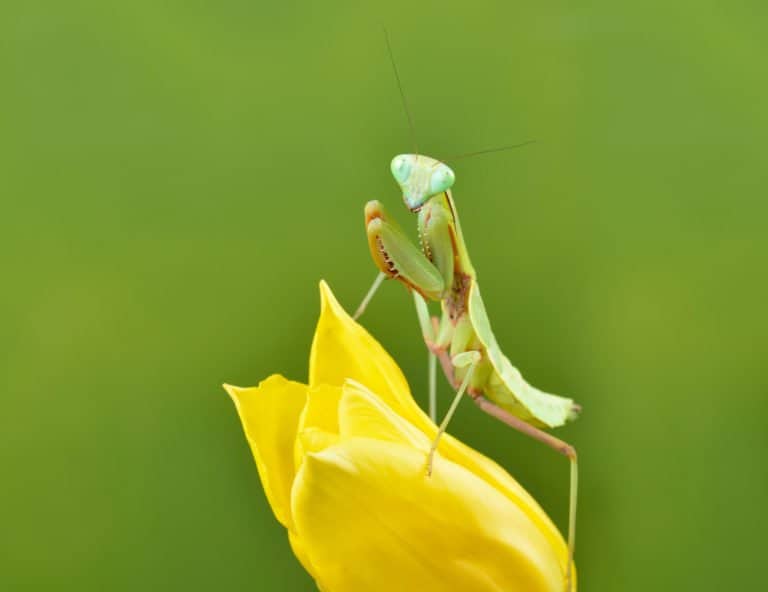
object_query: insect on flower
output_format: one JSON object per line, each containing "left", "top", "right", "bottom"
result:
{"left": 225, "top": 281, "right": 575, "bottom": 591}
{"left": 353, "top": 30, "right": 581, "bottom": 590}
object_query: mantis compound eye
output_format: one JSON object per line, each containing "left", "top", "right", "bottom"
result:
{"left": 429, "top": 164, "right": 455, "bottom": 195}
{"left": 390, "top": 154, "right": 413, "bottom": 184}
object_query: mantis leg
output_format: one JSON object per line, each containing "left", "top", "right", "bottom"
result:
{"left": 353, "top": 271, "right": 386, "bottom": 320}
{"left": 364, "top": 200, "right": 445, "bottom": 301}
{"left": 473, "top": 395, "right": 578, "bottom": 592}
{"left": 426, "top": 352, "right": 480, "bottom": 476}
{"left": 413, "top": 291, "right": 440, "bottom": 423}
{"left": 428, "top": 351, "right": 437, "bottom": 422}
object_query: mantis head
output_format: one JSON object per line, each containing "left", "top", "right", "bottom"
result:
{"left": 390, "top": 154, "right": 455, "bottom": 211}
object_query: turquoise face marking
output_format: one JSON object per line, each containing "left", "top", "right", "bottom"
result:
{"left": 429, "top": 163, "right": 455, "bottom": 196}
{"left": 390, "top": 154, "right": 455, "bottom": 211}
{"left": 390, "top": 155, "right": 413, "bottom": 185}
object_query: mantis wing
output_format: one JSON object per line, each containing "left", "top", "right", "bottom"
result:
{"left": 468, "top": 284, "right": 578, "bottom": 429}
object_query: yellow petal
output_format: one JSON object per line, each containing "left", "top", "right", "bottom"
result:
{"left": 310, "top": 280, "right": 425, "bottom": 425}
{"left": 436, "top": 436, "right": 569, "bottom": 565}
{"left": 292, "top": 437, "right": 569, "bottom": 592}
{"left": 299, "top": 384, "right": 342, "bottom": 435}
{"left": 288, "top": 531, "right": 337, "bottom": 592}
{"left": 288, "top": 531, "right": 319, "bottom": 584}
{"left": 224, "top": 375, "right": 307, "bottom": 527}
{"left": 338, "top": 379, "right": 430, "bottom": 451}
{"left": 294, "top": 384, "right": 343, "bottom": 469}
{"left": 298, "top": 428, "right": 340, "bottom": 455}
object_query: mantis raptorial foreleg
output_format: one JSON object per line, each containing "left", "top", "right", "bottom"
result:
{"left": 354, "top": 200, "right": 444, "bottom": 320}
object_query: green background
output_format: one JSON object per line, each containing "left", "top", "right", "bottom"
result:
{"left": 2, "top": 1, "right": 766, "bottom": 590}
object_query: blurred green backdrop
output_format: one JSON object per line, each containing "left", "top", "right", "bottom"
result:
{"left": 2, "top": 1, "right": 766, "bottom": 590}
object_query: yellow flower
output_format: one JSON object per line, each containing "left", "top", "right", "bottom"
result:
{"left": 224, "top": 281, "right": 574, "bottom": 591}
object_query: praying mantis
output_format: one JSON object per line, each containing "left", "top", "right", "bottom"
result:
{"left": 353, "top": 153, "right": 581, "bottom": 590}
{"left": 351, "top": 33, "right": 581, "bottom": 590}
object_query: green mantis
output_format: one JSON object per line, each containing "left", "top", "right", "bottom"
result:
{"left": 354, "top": 152, "right": 580, "bottom": 590}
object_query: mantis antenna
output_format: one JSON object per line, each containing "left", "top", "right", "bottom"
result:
{"left": 441, "top": 139, "right": 536, "bottom": 162}
{"left": 384, "top": 28, "right": 418, "bottom": 155}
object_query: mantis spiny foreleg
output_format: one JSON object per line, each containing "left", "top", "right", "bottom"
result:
{"left": 354, "top": 199, "right": 444, "bottom": 320}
